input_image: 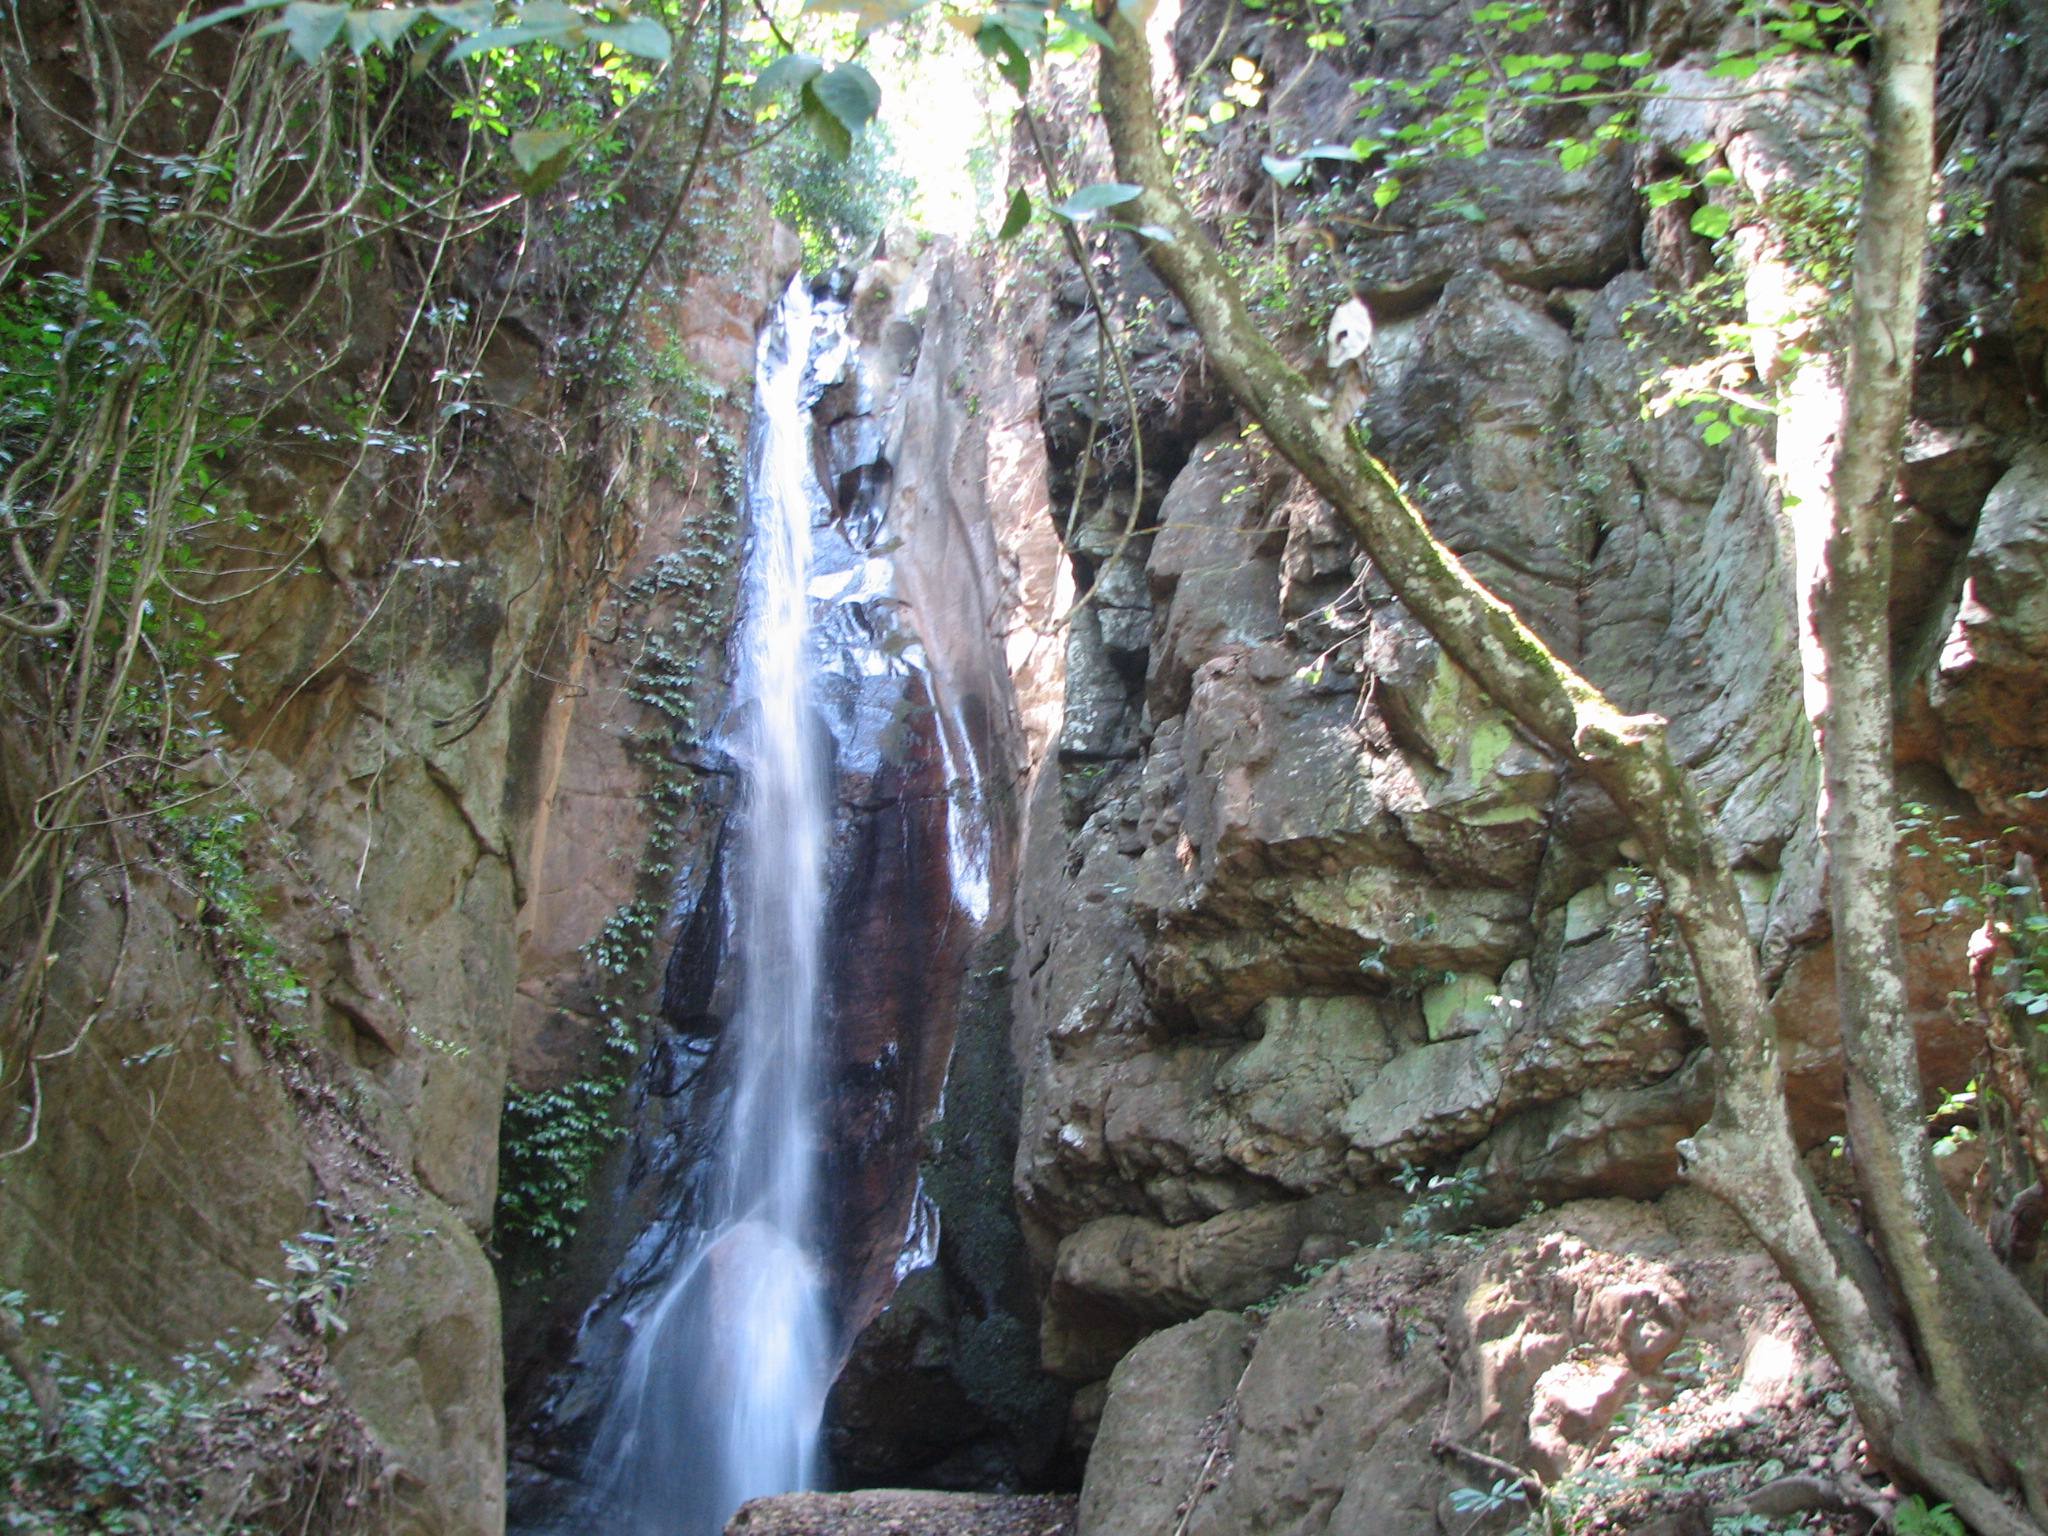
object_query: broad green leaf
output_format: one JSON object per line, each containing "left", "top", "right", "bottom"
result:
{"left": 448, "top": 19, "right": 574, "bottom": 61}
{"left": 809, "top": 62, "right": 881, "bottom": 134}
{"left": 1372, "top": 175, "right": 1402, "bottom": 209}
{"left": 516, "top": 0, "right": 580, "bottom": 24}
{"left": 1705, "top": 52, "right": 1760, "bottom": 78}
{"left": 1690, "top": 202, "right": 1732, "bottom": 238}
{"left": 751, "top": 52, "right": 823, "bottom": 112}
{"left": 508, "top": 127, "right": 581, "bottom": 192}
{"left": 1580, "top": 51, "right": 1618, "bottom": 68}
{"left": 1681, "top": 139, "right": 1716, "bottom": 166}
{"left": 1302, "top": 142, "right": 1365, "bottom": 161}
{"left": 1558, "top": 139, "right": 1594, "bottom": 173}
{"left": 1559, "top": 72, "right": 1598, "bottom": 91}
{"left": 1617, "top": 50, "right": 1652, "bottom": 67}
{"left": 1053, "top": 6, "right": 1114, "bottom": 48}
{"left": 1262, "top": 154, "right": 1305, "bottom": 186}
{"left": 587, "top": 18, "right": 672, "bottom": 60}
{"left": 259, "top": 2, "right": 348, "bottom": 64}
{"left": 801, "top": 87, "right": 854, "bottom": 160}
{"left": 992, "top": 2, "right": 1048, "bottom": 39}
{"left": 425, "top": 1, "right": 495, "bottom": 30}
{"left": 1130, "top": 223, "right": 1174, "bottom": 242}
{"left": 509, "top": 127, "right": 578, "bottom": 174}
{"left": 1701, "top": 419, "right": 1733, "bottom": 445}
{"left": 975, "top": 20, "right": 1032, "bottom": 94}
{"left": 154, "top": 0, "right": 291, "bottom": 54}
{"left": 1642, "top": 175, "right": 1692, "bottom": 207}
{"left": 1051, "top": 181, "right": 1143, "bottom": 219}
{"left": 997, "top": 187, "right": 1032, "bottom": 241}
{"left": 1701, "top": 166, "right": 1735, "bottom": 187}
{"left": 346, "top": 7, "right": 428, "bottom": 54}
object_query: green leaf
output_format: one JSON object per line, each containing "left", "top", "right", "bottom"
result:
{"left": 154, "top": 0, "right": 291, "bottom": 54}
{"left": 346, "top": 7, "right": 428, "bottom": 54}
{"left": 1053, "top": 6, "right": 1115, "bottom": 48}
{"left": 1706, "top": 52, "right": 1761, "bottom": 78}
{"left": 1302, "top": 141, "right": 1365, "bottom": 161}
{"left": 1701, "top": 419, "right": 1733, "bottom": 446}
{"left": 997, "top": 186, "right": 1032, "bottom": 240}
{"left": 1372, "top": 175, "right": 1402, "bottom": 209}
{"left": 1681, "top": 138, "right": 1716, "bottom": 166}
{"left": 259, "top": 2, "right": 348, "bottom": 64}
{"left": 508, "top": 127, "right": 581, "bottom": 192}
{"left": 425, "top": 1, "right": 495, "bottom": 30}
{"left": 1690, "top": 202, "right": 1732, "bottom": 238}
{"left": 974, "top": 19, "right": 1032, "bottom": 94}
{"left": 587, "top": 17, "right": 672, "bottom": 60}
{"left": 750, "top": 51, "right": 823, "bottom": 111}
{"left": 1559, "top": 72, "right": 1598, "bottom": 91}
{"left": 1262, "top": 153, "right": 1306, "bottom": 186}
{"left": 1579, "top": 51, "right": 1618, "bottom": 68}
{"left": 801, "top": 87, "right": 854, "bottom": 160}
{"left": 448, "top": 21, "right": 573, "bottom": 61}
{"left": 992, "top": 2, "right": 1048, "bottom": 40}
{"left": 1051, "top": 181, "right": 1143, "bottom": 219}
{"left": 1558, "top": 139, "right": 1594, "bottom": 173}
{"left": 809, "top": 62, "right": 882, "bottom": 135}
{"left": 1643, "top": 175, "right": 1693, "bottom": 207}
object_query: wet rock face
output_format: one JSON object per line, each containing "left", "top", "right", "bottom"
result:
{"left": 1014, "top": 0, "right": 2048, "bottom": 1407}
{"left": 509, "top": 248, "right": 1072, "bottom": 1510}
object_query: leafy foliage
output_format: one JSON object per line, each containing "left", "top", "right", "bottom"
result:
{"left": 158, "top": 0, "right": 673, "bottom": 68}
{"left": 161, "top": 799, "right": 310, "bottom": 1021}
{"left": 496, "top": 1007, "right": 637, "bottom": 1254}
{"left": 763, "top": 114, "right": 912, "bottom": 266}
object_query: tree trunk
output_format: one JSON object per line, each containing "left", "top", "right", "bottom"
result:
{"left": 1088, "top": 0, "right": 2048, "bottom": 1524}
{"left": 1803, "top": 0, "right": 2048, "bottom": 1514}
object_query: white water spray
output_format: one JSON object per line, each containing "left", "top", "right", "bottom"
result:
{"left": 588, "top": 280, "right": 838, "bottom": 1535}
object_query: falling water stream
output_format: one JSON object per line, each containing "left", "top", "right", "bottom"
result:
{"left": 586, "top": 280, "right": 843, "bottom": 1535}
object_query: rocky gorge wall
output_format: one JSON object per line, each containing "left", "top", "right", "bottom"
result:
{"left": 502, "top": 243, "right": 1078, "bottom": 1516}
{"left": 0, "top": 5, "right": 801, "bottom": 1528}
{"left": 999, "top": 0, "right": 2048, "bottom": 1509}
{"left": 9, "top": 0, "right": 2048, "bottom": 1529}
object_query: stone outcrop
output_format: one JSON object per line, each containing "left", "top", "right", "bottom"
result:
{"left": 1077, "top": 1195, "right": 1850, "bottom": 1536}
{"left": 725, "top": 1490, "right": 1076, "bottom": 1536}
{"left": 1008, "top": 0, "right": 2048, "bottom": 1427}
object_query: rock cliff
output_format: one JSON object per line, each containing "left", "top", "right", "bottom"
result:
{"left": 1002, "top": 0, "right": 2048, "bottom": 1505}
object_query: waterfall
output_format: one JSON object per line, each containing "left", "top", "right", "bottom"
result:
{"left": 587, "top": 279, "right": 839, "bottom": 1536}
